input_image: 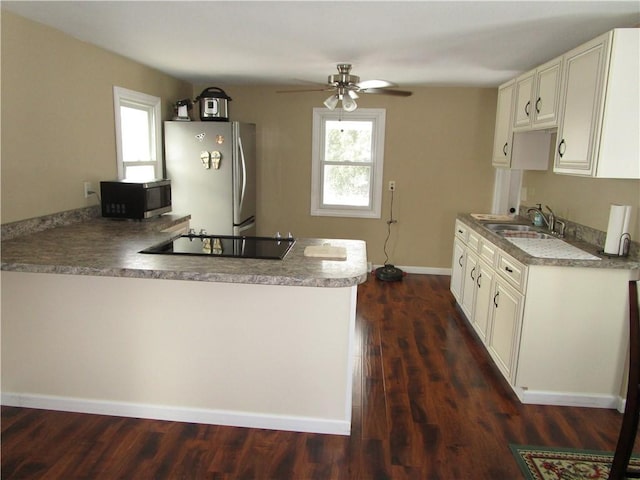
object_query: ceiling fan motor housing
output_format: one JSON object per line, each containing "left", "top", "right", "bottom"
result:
{"left": 328, "top": 64, "right": 359, "bottom": 87}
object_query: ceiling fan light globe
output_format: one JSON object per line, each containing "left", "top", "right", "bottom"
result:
{"left": 324, "top": 94, "right": 339, "bottom": 110}
{"left": 347, "top": 90, "right": 359, "bottom": 99}
{"left": 342, "top": 96, "right": 357, "bottom": 112}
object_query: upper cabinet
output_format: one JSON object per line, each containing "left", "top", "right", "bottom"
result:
{"left": 531, "top": 57, "right": 563, "bottom": 129}
{"left": 512, "top": 71, "right": 535, "bottom": 130}
{"left": 492, "top": 80, "right": 551, "bottom": 171}
{"left": 554, "top": 29, "right": 639, "bottom": 178}
{"left": 512, "top": 57, "right": 562, "bottom": 131}
{"left": 492, "top": 28, "right": 639, "bottom": 179}
{"left": 492, "top": 80, "right": 515, "bottom": 168}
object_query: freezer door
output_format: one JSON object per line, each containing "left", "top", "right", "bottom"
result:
{"left": 164, "top": 121, "right": 234, "bottom": 234}
{"left": 233, "top": 122, "right": 257, "bottom": 227}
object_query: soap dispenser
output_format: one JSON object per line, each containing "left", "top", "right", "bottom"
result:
{"left": 532, "top": 204, "right": 544, "bottom": 227}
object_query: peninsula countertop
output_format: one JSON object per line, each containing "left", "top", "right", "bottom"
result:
{"left": 1, "top": 214, "right": 368, "bottom": 288}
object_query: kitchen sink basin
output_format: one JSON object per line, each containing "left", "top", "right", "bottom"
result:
{"left": 482, "top": 223, "right": 554, "bottom": 239}
{"left": 483, "top": 223, "right": 536, "bottom": 231}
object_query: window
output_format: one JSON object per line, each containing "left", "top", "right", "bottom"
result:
{"left": 113, "top": 86, "right": 162, "bottom": 181}
{"left": 311, "top": 108, "right": 386, "bottom": 218}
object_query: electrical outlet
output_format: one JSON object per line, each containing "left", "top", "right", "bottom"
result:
{"left": 388, "top": 180, "right": 396, "bottom": 191}
{"left": 83, "top": 182, "right": 92, "bottom": 198}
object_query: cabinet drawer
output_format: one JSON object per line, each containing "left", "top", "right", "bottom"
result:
{"left": 468, "top": 231, "right": 480, "bottom": 253}
{"left": 496, "top": 251, "right": 527, "bottom": 292}
{"left": 479, "top": 241, "right": 497, "bottom": 266}
{"left": 454, "top": 220, "right": 469, "bottom": 242}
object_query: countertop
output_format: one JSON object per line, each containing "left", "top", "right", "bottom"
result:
{"left": 1, "top": 213, "right": 368, "bottom": 288}
{"left": 458, "top": 213, "right": 639, "bottom": 270}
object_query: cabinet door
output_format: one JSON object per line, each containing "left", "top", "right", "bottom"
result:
{"left": 554, "top": 34, "right": 608, "bottom": 175}
{"left": 513, "top": 71, "right": 534, "bottom": 130}
{"left": 450, "top": 238, "right": 466, "bottom": 302}
{"left": 487, "top": 277, "right": 524, "bottom": 382}
{"left": 492, "top": 81, "right": 515, "bottom": 167}
{"left": 472, "top": 259, "right": 495, "bottom": 344}
{"left": 461, "top": 251, "right": 479, "bottom": 320}
{"left": 532, "top": 57, "right": 562, "bottom": 128}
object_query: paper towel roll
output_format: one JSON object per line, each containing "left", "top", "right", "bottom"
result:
{"left": 604, "top": 204, "right": 632, "bottom": 255}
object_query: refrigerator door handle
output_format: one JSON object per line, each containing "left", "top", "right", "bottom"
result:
{"left": 237, "top": 136, "right": 247, "bottom": 217}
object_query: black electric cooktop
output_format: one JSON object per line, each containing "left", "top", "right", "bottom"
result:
{"left": 140, "top": 234, "right": 295, "bottom": 260}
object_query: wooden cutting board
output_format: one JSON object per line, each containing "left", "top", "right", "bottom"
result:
{"left": 304, "top": 244, "right": 347, "bottom": 260}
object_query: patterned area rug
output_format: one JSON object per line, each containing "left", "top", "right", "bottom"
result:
{"left": 510, "top": 444, "right": 640, "bottom": 480}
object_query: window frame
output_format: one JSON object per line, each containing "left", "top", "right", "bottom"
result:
{"left": 311, "top": 107, "right": 386, "bottom": 218}
{"left": 113, "top": 86, "right": 163, "bottom": 180}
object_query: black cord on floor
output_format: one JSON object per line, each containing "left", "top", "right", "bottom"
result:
{"left": 383, "top": 188, "right": 396, "bottom": 266}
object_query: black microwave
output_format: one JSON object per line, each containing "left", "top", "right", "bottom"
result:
{"left": 100, "top": 179, "right": 171, "bottom": 219}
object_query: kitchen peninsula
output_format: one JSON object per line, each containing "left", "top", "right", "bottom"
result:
{"left": 1, "top": 209, "right": 368, "bottom": 435}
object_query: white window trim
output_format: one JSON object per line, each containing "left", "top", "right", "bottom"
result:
{"left": 311, "top": 108, "right": 386, "bottom": 218}
{"left": 113, "top": 86, "right": 163, "bottom": 180}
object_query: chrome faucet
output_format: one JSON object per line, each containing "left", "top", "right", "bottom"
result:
{"left": 527, "top": 204, "right": 566, "bottom": 237}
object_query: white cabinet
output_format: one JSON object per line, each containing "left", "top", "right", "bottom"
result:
{"left": 487, "top": 275, "right": 523, "bottom": 382}
{"left": 513, "top": 71, "right": 535, "bottom": 130}
{"left": 471, "top": 259, "right": 495, "bottom": 343}
{"left": 450, "top": 238, "right": 466, "bottom": 303}
{"left": 451, "top": 225, "right": 526, "bottom": 376}
{"left": 513, "top": 58, "right": 562, "bottom": 131}
{"left": 492, "top": 79, "right": 553, "bottom": 170}
{"left": 491, "top": 80, "right": 515, "bottom": 168}
{"left": 554, "top": 29, "right": 639, "bottom": 178}
{"left": 450, "top": 217, "right": 635, "bottom": 408}
{"left": 460, "top": 249, "right": 479, "bottom": 319}
{"left": 532, "top": 57, "right": 562, "bottom": 128}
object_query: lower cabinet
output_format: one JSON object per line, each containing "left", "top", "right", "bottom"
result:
{"left": 450, "top": 237, "right": 466, "bottom": 303}
{"left": 460, "top": 250, "right": 478, "bottom": 319}
{"left": 486, "top": 276, "right": 523, "bottom": 382}
{"left": 471, "top": 258, "right": 495, "bottom": 344}
{"left": 450, "top": 218, "right": 635, "bottom": 409}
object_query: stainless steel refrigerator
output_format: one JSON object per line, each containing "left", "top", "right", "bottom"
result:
{"left": 164, "top": 121, "right": 256, "bottom": 236}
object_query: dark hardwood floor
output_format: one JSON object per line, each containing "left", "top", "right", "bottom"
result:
{"left": 2, "top": 273, "right": 634, "bottom": 479}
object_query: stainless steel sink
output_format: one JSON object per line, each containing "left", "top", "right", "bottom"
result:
{"left": 483, "top": 223, "right": 535, "bottom": 231}
{"left": 482, "top": 223, "right": 555, "bottom": 239}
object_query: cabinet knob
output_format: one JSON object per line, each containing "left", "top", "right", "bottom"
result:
{"left": 493, "top": 291, "right": 500, "bottom": 307}
{"left": 535, "top": 97, "right": 542, "bottom": 114}
{"left": 525, "top": 100, "right": 531, "bottom": 117}
{"left": 470, "top": 267, "right": 476, "bottom": 281}
{"left": 477, "top": 273, "right": 482, "bottom": 288}
{"left": 503, "top": 142, "right": 508, "bottom": 156}
{"left": 458, "top": 255, "right": 464, "bottom": 267}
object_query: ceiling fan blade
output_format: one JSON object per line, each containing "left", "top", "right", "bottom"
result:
{"left": 357, "top": 79, "right": 397, "bottom": 89}
{"left": 361, "top": 88, "right": 413, "bottom": 97}
{"left": 276, "top": 87, "right": 332, "bottom": 93}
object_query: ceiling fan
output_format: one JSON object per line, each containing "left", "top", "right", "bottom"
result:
{"left": 277, "top": 64, "right": 412, "bottom": 112}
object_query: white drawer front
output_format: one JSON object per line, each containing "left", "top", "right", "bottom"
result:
{"left": 479, "top": 241, "right": 497, "bottom": 266}
{"left": 454, "top": 220, "right": 469, "bottom": 242}
{"left": 496, "top": 251, "right": 527, "bottom": 292}
{"left": 468, "top": 231, "right": 481, "bottom": 253}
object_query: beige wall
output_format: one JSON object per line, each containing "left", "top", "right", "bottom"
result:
{"left": 1, "top": 11, "right": 192, "bottom": 223}
{"left": 522, "top": 143, "right": 640, "bottom": 242}
{"left": 197, "top": 84, "right": 498, "bottom": 268}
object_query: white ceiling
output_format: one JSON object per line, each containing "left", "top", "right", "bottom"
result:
{"left": 3, "top": 1, "right": 639, "bottom": 88}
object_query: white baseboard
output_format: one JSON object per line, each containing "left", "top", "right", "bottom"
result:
{"left": 371, "top": 265, "right": 452, "bottom": 276}
{"left": 1, "top": 392, "right": 351, "bottom": 435}
{"left": 514, "top": 387, "right": 623, "bottom": 410}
